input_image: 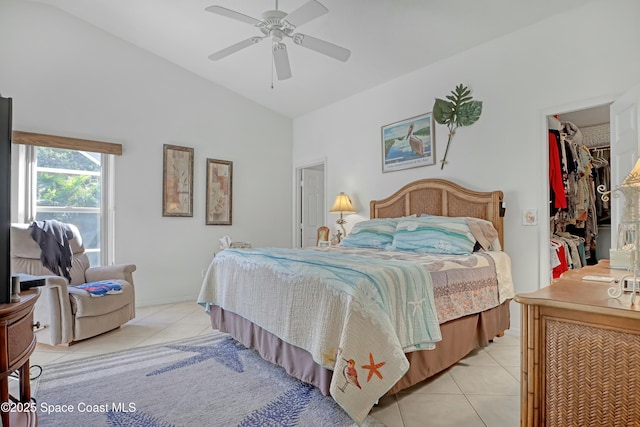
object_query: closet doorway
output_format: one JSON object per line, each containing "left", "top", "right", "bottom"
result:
{"left": 548, "top": 104, "right": 612, "bottom": 278}
{"left": 543, "top": 84, "right": 640, "bottom": 285}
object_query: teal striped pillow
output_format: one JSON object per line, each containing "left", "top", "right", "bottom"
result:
{"left": 340, "top": 218, "right": 398, "bottom": 249}
{"left": 391, "top": 216, "right": 475, "bottom": 254}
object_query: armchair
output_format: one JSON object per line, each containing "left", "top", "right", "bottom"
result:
{"left": 10, "top": 222, "right": 136, "bottom": 345}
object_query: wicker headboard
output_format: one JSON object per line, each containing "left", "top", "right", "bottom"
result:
{"left": 370, "top": 178, "right": 505, "bottom": 249}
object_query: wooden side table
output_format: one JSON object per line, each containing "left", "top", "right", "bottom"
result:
{"left": 515, "top": 261, "right": 640, "bottom": 427}
{"left": 0, "top": 290, "right": 39, "bottom": 427}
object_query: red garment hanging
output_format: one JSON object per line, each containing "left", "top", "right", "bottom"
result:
{"left": 549, "top": 131, "right": 567, "bottom": 209}
{"left": 552, "top": 243, "right": 569, "bottom": 278}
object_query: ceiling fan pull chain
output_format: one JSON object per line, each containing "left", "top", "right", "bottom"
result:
{"left": 271, "top": 48, "right": 275, "bottom": 89}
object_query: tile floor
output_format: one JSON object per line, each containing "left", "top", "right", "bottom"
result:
{"left": 31, "top": 301, "right": 213, "bottom": 367}
{"left": 31, "top": 301, "right": 521, "bottom": 427}
{"left": 369, "top": 333, "right": 521, "bottom": 426}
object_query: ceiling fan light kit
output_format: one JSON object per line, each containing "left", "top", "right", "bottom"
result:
{"left": 206, "top": 0, "right": 350, "bottom": 81}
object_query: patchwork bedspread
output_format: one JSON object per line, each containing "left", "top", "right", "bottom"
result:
{"left": 197, "top": 247, "right": 514, "bottom": 424}
{"left": 319, "top": 246, "right": 515, "bottom": 323}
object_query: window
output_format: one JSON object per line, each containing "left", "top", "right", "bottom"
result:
{"left": 20, "top": 145, "right": 114, "bottom": 267}
{"left": 14, "top": 131, "right": 121, "bottom": 267}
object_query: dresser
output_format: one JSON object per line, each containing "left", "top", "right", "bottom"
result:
{"left": 0, "top": 290, "right": 39, "bottom": 427}
{"left": 515, "top": 261, "right": 640, "bottom": 427}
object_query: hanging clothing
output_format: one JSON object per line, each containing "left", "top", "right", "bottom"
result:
{"left": 549, "top": 120, "right": 604, "bottom": 269}
{"left": 551, "top": 239, "right": 569, "bottom": 279}
{"left": 549, "top": 130, "right": 567, "bottom": 210}
{"left": 590, "top": 148, "right": 611, "bottom": 224}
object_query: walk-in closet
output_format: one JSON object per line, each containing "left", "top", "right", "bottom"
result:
{"left": 548, "top": 104, "right": 612, "bottom": 278}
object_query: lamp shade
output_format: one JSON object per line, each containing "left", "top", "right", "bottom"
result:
{"left": 329, "top": 192, "right": 356, "bottom": 214}
{"left": 623, "top": 157, "right": 640, "bottom": 186}
{"left": 620, "top": 158, "right": 640, "bottom": 223}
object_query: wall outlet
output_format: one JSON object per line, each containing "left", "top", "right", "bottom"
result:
{"left": 523, "top": 209, "right": 538, "bottom": 226}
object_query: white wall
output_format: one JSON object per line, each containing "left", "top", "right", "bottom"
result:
{"left": 293, "top": 0, "right": 640, "bottom": 330}
{"left": 3, "top": 0, "right": 638, "bottom": 325}
{"left": 1, "top": 0, "right": 293, "bottom": 306}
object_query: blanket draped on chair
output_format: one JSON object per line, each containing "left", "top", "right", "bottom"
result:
{"left": 29, "top": 219, "right": 73, "bottom": 282}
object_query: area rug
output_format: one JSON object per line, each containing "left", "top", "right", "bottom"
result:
{"left": 34, "top": 332, "right": 385, "bottom": 426}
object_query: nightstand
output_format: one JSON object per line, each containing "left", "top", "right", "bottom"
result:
{"left": 0, "top": 290, "right": 40, "bottom": 427}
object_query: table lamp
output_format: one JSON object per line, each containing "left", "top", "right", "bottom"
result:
{"left": 329, "top": 192, "right": 355, "bottom": 242}
{"left": 601, "top": 157, "right": 640, "bottom": 303}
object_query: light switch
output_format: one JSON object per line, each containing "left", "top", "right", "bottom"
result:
{"left": 523, "top": 209, "right": 537, "bottom": 225}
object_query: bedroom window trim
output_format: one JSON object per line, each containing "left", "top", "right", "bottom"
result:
{"left": 13, "top": 131, "right": 119, "bottom": 266}
{"left": 13, "top": 131, "right": 122, "bottom": 155}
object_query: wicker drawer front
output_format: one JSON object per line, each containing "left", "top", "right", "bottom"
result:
{"left": 545, "top": 319, "right": 640, "bottom": 427}
{"left": 7, "top": 311, "right": 34, "bottom": 364}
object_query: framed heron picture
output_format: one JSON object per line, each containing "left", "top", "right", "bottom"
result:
{"left": 206, "top": 158, "right": 233, "bottom": 225}
{"left": 381, "top": 112, "right": 435, "bottom": 172}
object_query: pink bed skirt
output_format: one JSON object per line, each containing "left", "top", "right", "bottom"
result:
{"left": 209, "top": 301, "right": 510, "bottom": 396}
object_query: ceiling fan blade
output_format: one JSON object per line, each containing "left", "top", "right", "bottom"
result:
{"left": 284, "top": 0, "right": 328, "bottom": 28}
{"left": 205, "top": 6, "right": 261, "bottom": 26}
{"left": 208, "top": 37, "right": 263, "bottom": 61}
{"left": 292, "top": 34, "right": 351, "bottom": 62}
{"left": 273, "top": 43, "right": 292, "bottom": 80}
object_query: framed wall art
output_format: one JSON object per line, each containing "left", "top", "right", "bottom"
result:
{"left": 206, "top": 158, "right": 233, "bottom": 225}
{"left": 162, "top": 144, "right": 194, "bottom": 217}
{"left": 381, "top": 112, "right": 435, "bottom": 173}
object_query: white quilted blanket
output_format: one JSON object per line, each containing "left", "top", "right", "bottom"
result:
{"left": 198, "top": 247, "right": 442, "bottom": 424}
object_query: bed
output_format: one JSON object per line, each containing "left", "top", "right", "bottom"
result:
{"left": 198, "top": 178, "right": 513, "bottom": 423}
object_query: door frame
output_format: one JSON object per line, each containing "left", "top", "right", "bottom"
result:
{"left": 293, "top": 158, "right": 326, "bottom": 248}
{"left": 539, "top": 94, "right": 616, "bottom": 290}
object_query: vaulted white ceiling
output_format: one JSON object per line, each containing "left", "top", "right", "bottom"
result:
{"left": 29, "top": 0, "right": 595, "bottom": 118}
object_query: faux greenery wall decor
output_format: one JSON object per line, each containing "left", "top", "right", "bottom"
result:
{"left": 433, "top": 84, "right": 482, "bottom": 169}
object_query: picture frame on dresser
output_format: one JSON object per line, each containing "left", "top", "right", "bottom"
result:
{"left": 205, "top": 158, "right": 233, "bottom": 225}
{"left": 162, "top": 144, "right": 194, "bottom": 217}
{"left": 382, "top": 112, "right": 435, "bottom": 173}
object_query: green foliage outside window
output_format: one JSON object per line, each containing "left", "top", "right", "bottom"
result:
{"left": 37, "top": 147, "right": 99, "bottom": 171}
{"left": 36, "top": 147, "right": 100, "bottom": 208}
{"left": 34, "top": 146, "right": 103, "bottom": 265}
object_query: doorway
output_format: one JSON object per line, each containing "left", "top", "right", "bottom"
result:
{"left": 548, "top": 104, "right": 612, "bottom": 277}
{"left": 295, "top": 161, "right": 326, "bottom": 248}
{"left": 542, "top": 84, "right": 640, "bottom": 288}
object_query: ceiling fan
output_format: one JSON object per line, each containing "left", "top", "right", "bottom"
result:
{"left": 205, "top": 0, "right": 351, "bottom": 81}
